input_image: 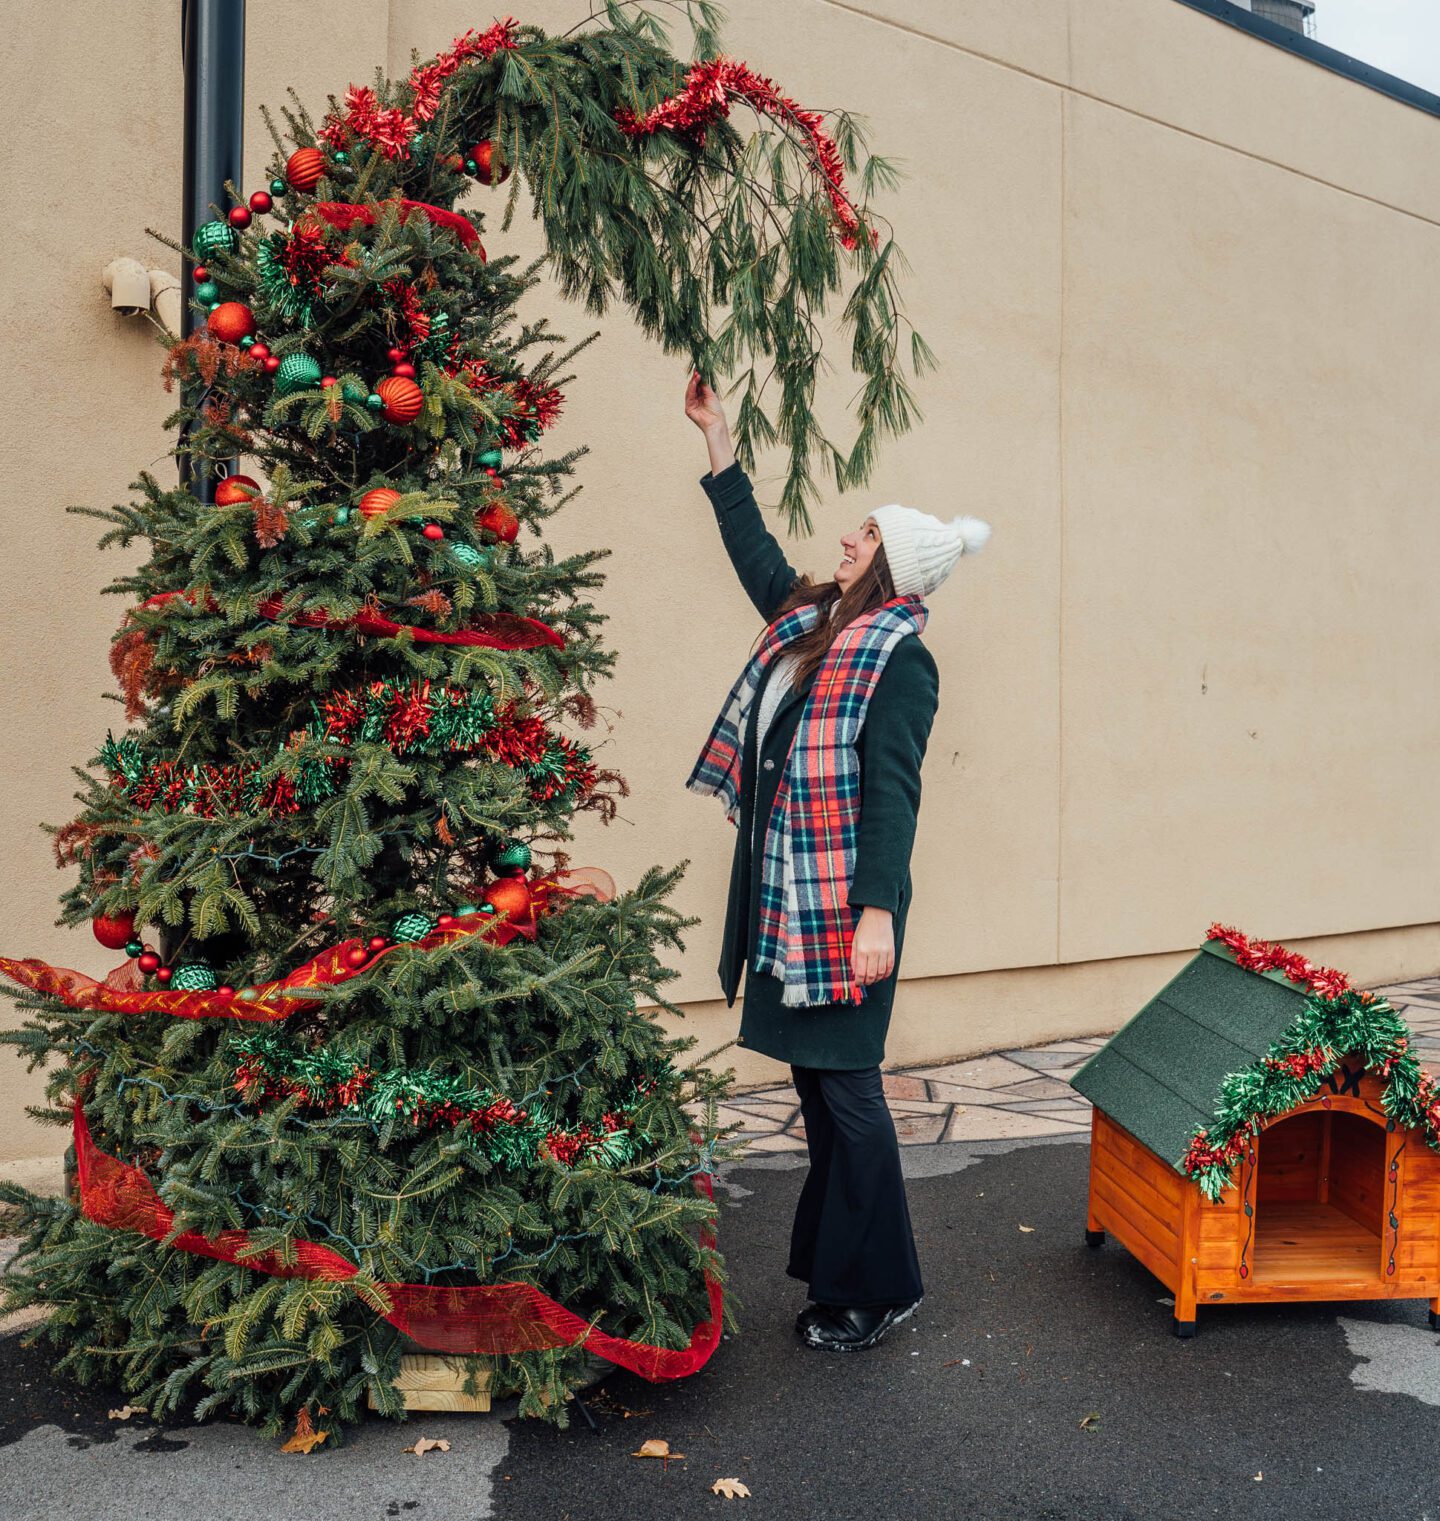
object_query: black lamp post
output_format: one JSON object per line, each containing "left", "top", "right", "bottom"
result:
{"left": 179, "top": 0, "right": 246, "bottom": 498}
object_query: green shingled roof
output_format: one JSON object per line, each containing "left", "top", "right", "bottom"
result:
{"left": 1069, "top": 942, "right": 1312, "bottom": 1171}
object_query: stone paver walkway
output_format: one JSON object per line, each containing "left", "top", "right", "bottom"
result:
{"left": 713, "top": 974, "right": 1440, "bottom": 1151}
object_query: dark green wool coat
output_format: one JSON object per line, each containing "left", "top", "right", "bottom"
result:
{"left": 700, "top": 462, "right": 940, "bottom": 1071}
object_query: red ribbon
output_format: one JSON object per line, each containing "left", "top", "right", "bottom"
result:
{"left": 303, "top": 199, "right": 486, "bottom": 259}
{"left": 0, "top": 874, "right": 604, "bottom": 1023}
{"left": 72, "top": 1097, "right": 722, "bottom": 1379}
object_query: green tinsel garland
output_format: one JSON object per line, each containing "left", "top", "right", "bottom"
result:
{"left": 230, "top": 1030, "right": 663, "bottom": 1171}
{"left": 1183, "top": 987, "right": 1440, "bottom": 1201}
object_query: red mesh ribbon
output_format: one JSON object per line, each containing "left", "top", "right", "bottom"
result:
{"left": 303, "top": 199, "right": 486, "bottom": 258}
{"left": 0, "top": 873, "right": 606, "bottom": 1023}
{"left": 73, "top": 1098, "right": 722, "bottom": 1379}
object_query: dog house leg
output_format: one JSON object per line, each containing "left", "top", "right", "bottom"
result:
{"left": 1429, "top": 1297, "right": 1439, "bottom": 1333}
{"left": 1172, "top": 1317, "right": 1196, "bottom": 1339}
{"left": 1084, "top": 1228, "right": 1105, "bottom": 1248}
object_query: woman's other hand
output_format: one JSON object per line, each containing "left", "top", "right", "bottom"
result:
{"left": 851, "top": 905, "right": 895, "bottom": 986}
{"left": 685, "top": 371, "right": 736, "bottom": 474}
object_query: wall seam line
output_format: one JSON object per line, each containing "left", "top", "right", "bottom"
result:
{"left": 817, "top": 0, "right": 1440, "bottom": 233}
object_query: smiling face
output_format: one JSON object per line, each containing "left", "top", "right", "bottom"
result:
{"left": 835, "top": 515, "right": 881, "bottom": 588}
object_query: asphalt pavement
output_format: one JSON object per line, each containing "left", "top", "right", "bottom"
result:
{"left": 3, "top": 1133, "right": 1438, "bottom": 1521}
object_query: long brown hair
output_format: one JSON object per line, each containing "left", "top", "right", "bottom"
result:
{"left": 756, "top": 541, "right": 898, "bottom": 689}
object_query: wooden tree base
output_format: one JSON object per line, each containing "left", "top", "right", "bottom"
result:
{"left": 368, "top": 1356, "right": 493, "bottom": 1413}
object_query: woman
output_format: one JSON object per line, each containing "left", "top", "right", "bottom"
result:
{"left": 682, "top": 372, "right": 991, "bottom": 1353}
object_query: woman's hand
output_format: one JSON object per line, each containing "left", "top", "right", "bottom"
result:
{"left": 685, "top": 371, "right": 736, "bottom": 475}
{"left": 851, "top": 905, "right": 895, "bottom": 987}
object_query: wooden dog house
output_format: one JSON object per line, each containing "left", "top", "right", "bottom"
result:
{"left": 1071, "top": 931, "right": 1440, "bottom": 1337}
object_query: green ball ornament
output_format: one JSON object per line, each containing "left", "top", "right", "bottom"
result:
{"left": 448, "top": 543, "right": 487, "bottom": 570}
{"left": 334, "top": 506, "right": 352, "bottom": 525}
{"left": 392, "top": 912, "right": 436, "bottom": 943}
{"left": 479, "top": 903, "right": 498, "bottom": 916}
{"left": 494, "top": 841, "right": 532, "bottom": 872}
{"left": 366, "top": 392, "right": 384, "bottom": 412}
{"left": 192, "top": 219, "right": 238, "bottom": 259}
{"left": 207, "top": 300, "right": 224, "bottom": 313}
{"left": 270, "top": 177, "right": 287, "bottom": 197}
{"left": 194, "top": 279, "right": 219, "bottom": 304}
{"left": 333, "top": 150, "right": 349, "bottom": 165}
{"left": 274, "top": 353, "right": 323, "bottom": 396}
{"left": 239, "top": 334, "right": 256, "bottom": 349}
{"left": 170, "top": 962, "right": 219, "bottom": 992}
{"left": 478, "top": 448, "right": 503, "bottom": 469}
{"left": 464, "top": 158, "right": 479, "bottom": 175}
{"left": 454, "top": 903, "right": 480, "bottom": 917}
{"left": 341, "top": 380, "right": 368, "bottom": 405}
{"left": 124, "top": 940, "right": 144, "bottom": 959}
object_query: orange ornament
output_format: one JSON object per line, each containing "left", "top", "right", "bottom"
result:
{"left": 358, "top": 487, "right": 402, "bottom": 520}
{"left": 376, "top": 375, "right": 424, "bottom": 425}
{"left": 482, "top": 875, "right": 534, "bottom": 923}
{"left": 475, "top": 501, "right": 519, "bottom": 544}
{"left": 469, "top": 140, "right": 510, "bottom": 186}
{"left": 206, "top": 301, "right": 256, "bottom": 345}
{"left": 213, "top": 474, "right": 262, "bottom": 506}
{"left": 285, "top": 147, "right": 327, "bottom": 192}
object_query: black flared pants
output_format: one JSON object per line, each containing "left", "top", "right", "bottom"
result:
{"left": 784, "top": 1064, "right": 924, "bottom": 1309}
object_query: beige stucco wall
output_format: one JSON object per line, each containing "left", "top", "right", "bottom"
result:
{"left": 1, "top": 0, "right": 1437, "bottom": 1171}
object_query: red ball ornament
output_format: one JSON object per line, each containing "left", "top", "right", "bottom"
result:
{"left": 249, "top": 342, "right": 270, "bottom": 361}
{"left": 248, "top": 190, "right": 272, "bottom": 214}
{"left": 476, "top": 501, "right": 519, "bottom": 544}
{"left": 286, "top": 146, "right": 327, "bottom": 192}
{"left": 344, "top": 945, "right": 370, "bottom": 969}
{"left": 213, "top": 474, "right": 262, "bottom": 507}
{"left": 387, "top": 347, "right": 406, "bottom": 364}
{"left": 321, "top": 375, "right": 338, "bottom": 388}
{"left": 469, "top": 140, "right": 510, "bottom": 186}
{"left": 483, "top": 876, "right": 534, "bottom": 923}
{"left": 92, "top": 911, "right": 137, "bottom": 949}
{"left": 155, "top": 966, "right": 174, "bottom": 984}
{"left": 227, "top": 205, "right": 252, "bottom": 229}
{"left": 192, "top": 264, "right": 209, "bottom": 282}
{"left": 207, "top": 301, "right": 257, "bottom": 345}
{"left": 390, "top": 361, "right": 416, "bottom": 380}
{"left": 422, "top": 523, "right": 444, "bottom": 541}
{"left": 358, "top": 487, "right": 402, "bottom": 520}
{"left": 263, "top": 355, "right": 281, "bottom": 374}
{"left": 136, "top": 950, "right": 161, "bottom": 975}
{"left": 436, "top": 913, "right": 456, "bottom": 929}
{"left": 376, "top": 375, "right": 423, "bottom": 425}
{"left": 367, "top": 934, "right": 389, "bottom": 952}
{"left": 217, "top": 985, "right": 235, "bottom": 997}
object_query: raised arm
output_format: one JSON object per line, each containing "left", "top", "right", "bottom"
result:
{"left": 686, "top": 373, "right": 801, "bottom": 622}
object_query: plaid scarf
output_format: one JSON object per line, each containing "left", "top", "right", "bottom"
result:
{"left": 686, "top": 594, "right": 928, "bottom": 1007}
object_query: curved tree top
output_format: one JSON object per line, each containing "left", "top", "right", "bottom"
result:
{"left": 251, "top": 6, "right": 927, "bottom": 532}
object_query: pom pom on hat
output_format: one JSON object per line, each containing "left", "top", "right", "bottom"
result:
{"left": 868, "top": 504, "right": 992, "bottom": 598}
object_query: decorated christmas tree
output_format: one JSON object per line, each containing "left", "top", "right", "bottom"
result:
{"left": 0, "top": 9, "right": 922, "bottom": 1437}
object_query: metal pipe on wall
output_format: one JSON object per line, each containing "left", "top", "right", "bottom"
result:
{"left": 179, "top": 0, "right": 246, "bottom": 497}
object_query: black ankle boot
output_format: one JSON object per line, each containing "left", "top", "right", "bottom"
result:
{"left": 801, "top": 1296, "right": 922, "bottom": 1352}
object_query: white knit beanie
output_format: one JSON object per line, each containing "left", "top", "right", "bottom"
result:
{"left": 868, "top": 504, "right": 992, "bottom": 598}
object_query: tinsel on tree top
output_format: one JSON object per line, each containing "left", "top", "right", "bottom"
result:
{"left": 0, "top": 6, "right": 926, "bottom": 1440}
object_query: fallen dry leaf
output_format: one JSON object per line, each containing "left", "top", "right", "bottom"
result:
{"left": 1018, "top": 1224, "right": 1035, "bottom": 1233}
{"left": 404, "top": 1437, "right": 451, "bottom": 1456}
{"left": 1079, "top": 1412, "right": 1101, "bottom": 1433}
{"left": 107, "top": 1406, "right": 146, "bottom": 1422}
{"left": 631, "top": 1437, "right": 685, "bottom": 1460}
{"left": 280, "top": 1408, "right": 329, "bottom": 1455}
{"left": 711, "top": 1477, "right": 752, "bottom": 1499}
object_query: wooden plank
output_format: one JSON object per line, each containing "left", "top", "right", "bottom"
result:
{"left": 1096, "top": 1115, "right": 1186, "bottom": 1206}
{"left": 367, "top": 1356, "right": 492, "bottom": 1413}
{"left": 1092, "top": 1146, "right": 1186, "bottom": 1235}
{"left": 1092, "top": 1170, "right": 1180, "bottom": 1267}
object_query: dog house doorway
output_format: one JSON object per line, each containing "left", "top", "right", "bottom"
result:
{"left": 1254, "top": 1107, "right": 1386, "bottom": 1282}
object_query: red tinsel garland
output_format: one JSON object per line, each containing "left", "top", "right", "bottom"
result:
{"left": 1205, "top": 923, "right": 1369, "bottom": 1005}
{"left": 450, "top": 358, "right": 565, "bottom": 448}
{"left": 302, "top": 199, "right": 485, "bottom": 257}
{"left": 72, "top": 1097, "right": 722, "bottom": 1380}
{"left": 615, "top": 57, "right": 865, "bottom": 250}
{"left": 319, "top": 20, "right": 519, "bottom": 155}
